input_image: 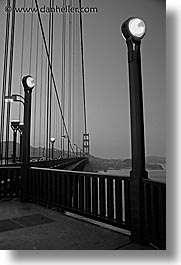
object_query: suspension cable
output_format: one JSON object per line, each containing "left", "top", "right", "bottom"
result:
{"left": 33, "top": 22, "right": 39, "bottom": 155}
{"left": 61, "top": 0, "right": 66, "bottom": 157}
{"left": 29, "top": 0, "right": 34, "bottom": 74}
{"left": 68, "top": 0, "right": 72, "bottom": 155}
{"left": 0, "top": 0, "right": 11, "bottom": 164}
{"left": 34, "top": 0, "right": 75, "bottom": 154}
{"left": 49, "top": 0, "right": 54, "bottom": 158}
{"left": 46, "top": 0, "right": 52, "bottom": 159}
{"left": 39, "top": 38, "right": 44, "bottom": 157}
{"left": 79, "top": 0, "right": 87, "bottom": 134}
{"left": 5, "top": 0, "right": 16, "bottom": 164}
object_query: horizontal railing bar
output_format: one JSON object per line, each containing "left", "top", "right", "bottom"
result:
{"left": 0, "top": 167, "right": 21, "bottom": 169}
{"left": 30, "top": 166, "right": 130, "bottom": 180}
{"left": 143, "top": 179, "right": 166, "bottom": 186}
{"left": 30, "top": 196, "right": 130, "bottom": 230}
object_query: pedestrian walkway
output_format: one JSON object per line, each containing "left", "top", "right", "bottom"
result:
{"left": 0, "top": 200, "right": 154, "bottom": 250}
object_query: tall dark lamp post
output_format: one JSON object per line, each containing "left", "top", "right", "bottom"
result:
{"left": 62, "top": 135, "right": 69, "bottom": 158}
{"left": 73, "top": 144, "right": 78, "bottom": 158}
{"left": 50, "top": 137, "right": 55, "bottom": 159}
{"left": 21, "top": 75, "right": 35, "bottom": 202}
{"left": 121, "top": 17, "right": 148, "bottom": 244}
{"left": 11, "top": 120, "right": 20, "bottom": 163}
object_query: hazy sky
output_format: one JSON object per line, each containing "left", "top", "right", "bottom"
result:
{"left": 82, "top": 0, "right": 165, "bottom": 158}
{"left": 0, "top": 0, "right": 165, "bottom": 159}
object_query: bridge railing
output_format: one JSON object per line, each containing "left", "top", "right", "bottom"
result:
{"left": 0, "top": 166, "right": 21, "bottom": 199}
{"left": 29, "top": 167, "right": 131, "bottom": 230}
{"left": 30, "top": 157, "right": 86, "bottom": 169}
{"left": 143, "top": 179, "right": 166, "bottom": 249}
{"left": 0, "top": 164, "right": 166, "bottom": 249}
{"left": 0, "top": 158, "right": 87, "bottom": 200}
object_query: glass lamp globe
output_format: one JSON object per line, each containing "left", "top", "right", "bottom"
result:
{"left": 128, "top": 18, "right": 146, "bottom": 38}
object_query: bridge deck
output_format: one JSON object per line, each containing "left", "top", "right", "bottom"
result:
{"left": 0, "top": 200, "right": 154, "bottom": 250}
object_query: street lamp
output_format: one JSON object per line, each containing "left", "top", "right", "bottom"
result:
{"left": 11, "top": 120, "right": 20, "bottom": 163}
{"left": 50, "top": 137, "right": 55, "bottom": 159}
{"left": 62, "top": 135, "right": 69, "bottom": 158}
{"left": 121, "top": 17, "right": 146, "bottom": 40}
{"left": 73, "top": 144, "right": 78, "bottom": 158}
{"left": 121, "top": 17, "right": 148, "bottom": 244}
{"left": 4, "top": 75, "right": 35, "bottom": 201}
{"left": 21, "top": 75, "right": 35, "bottom": 202}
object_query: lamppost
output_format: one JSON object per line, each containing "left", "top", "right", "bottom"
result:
{"left": 50, "top": 137, "right": 55, "bottom": 160}
{"left": 11, "top": 120, "right": 20, "bottom": 163}
{"left": 62, "top": 135, "right": 69, "bottom": 158}
{"left": 4, "top": 95, "right": 25, "bottom": 164}
{"left": 4, "top": 75, "right": 35, "bottom": 202}
{"left": 73, "top": 144, "right": 78, "bottom": 158}
{"left": 18, "top": 123, "right": 24, "bottom": 162}
{"left": 21, "top": 75, "right": 35, "bottom": 202}
{"left": 121, "top": 17, "right": 148, "bottom": 244}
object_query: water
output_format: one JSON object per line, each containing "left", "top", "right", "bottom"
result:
{"left": 98, "top": 168, "right": 166, "bottom": 183}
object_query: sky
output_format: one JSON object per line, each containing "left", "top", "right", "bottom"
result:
{"left": 81, "top": 0, "right": 165, "bottom": 158}
{"left": 0, "top": 0, "right": 166, "bottom": 159}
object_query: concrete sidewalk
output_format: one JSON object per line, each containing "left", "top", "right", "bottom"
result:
{"left": 0, "top": 200, "right": 154, "bottom": 250}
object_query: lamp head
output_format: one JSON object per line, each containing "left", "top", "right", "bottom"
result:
{"left": 18, "top": 123, "right": 24, "bottom": 132}
{"left": 11, "top": 120, "right": 20, "bottom": 130}
{"left": 22, "top": 75, "right": 35, "bottom": 91}
{"left": 50, "top": 137, "right": 56, "bottom": 143}
{"left": 121, "top": 17, "right": 146, "bottom": 41}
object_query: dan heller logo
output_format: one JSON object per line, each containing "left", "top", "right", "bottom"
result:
{"left": 4, "top": 5, "right": 98, "bottom": 14}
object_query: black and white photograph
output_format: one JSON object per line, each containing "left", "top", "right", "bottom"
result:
{"left": 0, "top": 0, "right": 167, "bottom": 253}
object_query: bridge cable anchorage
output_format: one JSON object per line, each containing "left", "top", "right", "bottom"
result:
{"left": 79, "top": 0, "right": 87, "bottom": 135}
{"left": 34, "top": 0, "right": 75, "bottom": 156}
{"left": 0, "top": 0, "right": 11, "bottom": 164}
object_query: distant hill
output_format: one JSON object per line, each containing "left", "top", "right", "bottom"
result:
{"left": 88, "top": 155, "right": 166, "bottom": 172}
{"left": 146, "top": 156, "right": 166, "bottom": 164}
{"left": 1, "top": 142, "right": 166, "bottom": 169}
{"left": 1, "top": 141, "right": 69, "bottom": 159}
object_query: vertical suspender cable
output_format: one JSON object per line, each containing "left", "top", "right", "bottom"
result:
{"left": 68, "top": 0, "right": 72, "bottom": 156}
{"left": 49, "top": 0, "right": 54, "bottom": 158}
{"left": 39, "top": 39, "right": 44, "bottom": 157}
{"left": 5, "top": 0, "right": 16, "bottom": 164}
{"left": 79, "top": 0, "right": 87, "bottom": 134}
{"left": 46, "top": 0, "right": 52, "bottom": 159}
{"left": 61, "top": 0, "right": 66, "bottom": 157}
{"left": 0, "top": 0, "right": 11, "bottom": 164}
{"left": 43, "top": 46, "right": 47, "bottom": 157}
{"left": 29, "top": 0, "right": 34, "bottom": 74}
{"left": 33, "top": 22, "right": 39, "bottom": 156}
{"left": 34, "top": 0, "right": 75, "bottom": 154}
{"left": 72, "top": 2, "right": 76, "bottom": 147}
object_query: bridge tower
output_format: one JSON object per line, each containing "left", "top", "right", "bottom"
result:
{"left": 83, "top": 133, "right": 90, "bottom": 155}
